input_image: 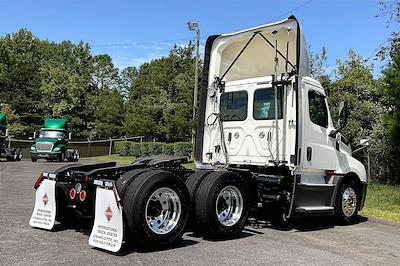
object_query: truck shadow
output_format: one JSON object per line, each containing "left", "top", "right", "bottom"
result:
{"left": 52, "top": 222, "right": 200, "bottom": 256}
{"left": 247, "top": 215, "right": 369, "bottom": 232}
{"left": 119, "top": 239, "right": 200, "bottom": 255}
{"left": 51, "top": 215, "right": 368, "bottom": 256}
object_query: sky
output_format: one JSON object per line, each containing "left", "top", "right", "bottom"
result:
{"left": 0, "top": 0, "right": 396, "bottom": 76}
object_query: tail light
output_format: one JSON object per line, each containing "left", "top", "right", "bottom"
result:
{"left": 34, "top": 174, "right": 44, "bottom": 189}
{"left": 79, "top": 190, "right": 86, "bottom": 201}
{"left": 69, "top": 188, "right": 76, "bottom": 199}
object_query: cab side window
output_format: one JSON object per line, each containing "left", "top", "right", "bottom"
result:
{"left": 220, "top": 91, "right": 248, "bottom": 121}
{"left": 253, "top": 87, "right": 283, "bottom": 120}
{"left": 308, "top": 90, "right": 328, "bottom": 128}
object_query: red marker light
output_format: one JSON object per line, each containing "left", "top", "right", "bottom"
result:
{"left": 69, "top": 188, "right": 76, "bottom": 199}
{"left": 34, "top": 174, "right": 44, "bottom": 189}
{"left": 79, "top": 190, "right": 86, "bottom": 201}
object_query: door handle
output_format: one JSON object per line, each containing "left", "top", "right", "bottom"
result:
{"left": 307, "top": 147, "right": 312, "bottom": 161}
{"left": 228, "top": 132, "right": 232, "bottom": 142}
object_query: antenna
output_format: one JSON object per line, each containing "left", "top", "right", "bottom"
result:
{"left": 272, "top": 30, "right": 279, "bottom": 164}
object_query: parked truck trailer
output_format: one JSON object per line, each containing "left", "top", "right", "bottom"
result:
{"left": 0, "top": 114, "right": 23, "bottom": 161}
{"left": 30, "top": 17, "right": 367, "bottom": 252}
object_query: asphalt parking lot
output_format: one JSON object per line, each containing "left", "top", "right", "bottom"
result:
{"left": 1, "top": 160, "right": 399, "bottom": 265}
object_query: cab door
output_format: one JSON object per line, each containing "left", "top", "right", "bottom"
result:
{"left": 301, "top": 84, "right": 337, "bottom": 171}
{"left": 289, "top": 81, "right": 338, "bottom": 217}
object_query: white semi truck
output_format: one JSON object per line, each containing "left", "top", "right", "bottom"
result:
{"left": 30, "top": 16, "right": 367, "bottom": 252}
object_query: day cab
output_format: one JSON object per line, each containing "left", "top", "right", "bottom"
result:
{"left": 30, "top": 118, "right": 79, "bottom": 162}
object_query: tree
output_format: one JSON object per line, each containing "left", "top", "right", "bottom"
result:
{"left": 93, "top": 88, "right": 125, "bottom": 138}
{"left": 310, "top": 47, "right": 328, "bottom": 82}
{"left": 0, "top": 103, "right": 23, "bottom": 137}
{"left": 325, "top": 50, "right": 382, "bottom": 147}
{"left": 378, "top": 0, "right": 400, "bottom": 58}
{"left": 92, "top": 54, "right": 119, "bottom": 91}
{"left": 39, "top": 41, "right": 94, "bottom": 137}
{"left": 374, "top": 50, "right": 400, "bottom": 184}
{"left": 0, "top": 29, "right": 45, "bottom": 137}
{"left": 119, "top": 66, "right": 138, "bottom": 98}
{"left": 380, "top": 52, "right": 400, "bottom": 144}
{"left": 124, "top": 43, "right": 197, "bottom": 142}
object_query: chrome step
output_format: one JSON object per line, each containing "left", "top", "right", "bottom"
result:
{"left": 298, "top": 183, "right": 335, "bottom": 187}
{"left": 295, "top": 206, "right": 334, "bottom": 213}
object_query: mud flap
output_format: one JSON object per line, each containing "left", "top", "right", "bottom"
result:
{"left": 89, "top": 181, "right": 123, "bottom": 252}
{"left": 29, "top": 179, "right": 56, "bottom": 230}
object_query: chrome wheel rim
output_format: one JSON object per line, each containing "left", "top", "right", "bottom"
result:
{"left": 145, "top": 187, "right": 181, "bottom": 235}
{"left": 216, "top": 185, "right": 243, "bottom": 226}
{"left": 342, "top": 187, "right": 357, "bottom": 217}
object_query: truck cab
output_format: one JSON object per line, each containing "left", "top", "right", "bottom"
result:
{"left": 30, "top": 118, "right": 79, "bottom": 162}
{"left": 195, "top": 16, "right": 367, "bottom": 220}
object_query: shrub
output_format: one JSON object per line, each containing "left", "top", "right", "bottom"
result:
{"left": 173, "top": 142, "right": 192, "bottom": 157}
{"left": 147, "top": 142, "right": 164, "bottom": 156}
{"left": 115, "top": 141, "right": 131, "bottom": 156}
{"left": 162, "top": 143, "right": 175, "bottom": 155}
{"left": 130, "top": 143, "right": 141, "bottom": 157}
{"left": 114, "top": 141, "right": 192, "bottom": 158}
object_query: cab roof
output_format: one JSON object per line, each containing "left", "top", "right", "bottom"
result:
{"left": 208, "top": 16, "right": 310, "bottom": 83}
{"left": 43, "top": 118, "right": 68, "bottom": 130}
{"left": 0, "top": 113, "right": 6, "bottom": 128}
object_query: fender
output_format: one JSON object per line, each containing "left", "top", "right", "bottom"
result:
{"left": 338, "top": 152, "right": 367, "bottom": 184}
{"left": 52, "top": 143, "right": 66, "bottom": 152}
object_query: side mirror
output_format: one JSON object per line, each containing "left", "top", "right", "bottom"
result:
{"left": 329, "top": 101, "right": 348, "bottom": 137}
{"left": 33, "top": 132, "right": 37, "bottom": 139}
{"left": 5, "top": 128, "right": 9, "bottom": 137}
{"left": 68, "top": 132, "right": 72, "bottom": 140}
{"left": 360, "top": 138, "right": 370, "bottom": 147}
{"left": 337, "top": 101, "right": 348, "bottom": 128}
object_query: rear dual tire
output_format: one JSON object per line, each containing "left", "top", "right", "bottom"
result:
{"left": 189, "top": 171, "right": 250, "bottom": 238}
{"left": 67, "top": 150, "right": 80, "bottom": 162}
{"left": 120, "top": 169, "right": 189, "bottom": 249}
{"left": 6, "top": 149, "right": 22, "bottom": 161}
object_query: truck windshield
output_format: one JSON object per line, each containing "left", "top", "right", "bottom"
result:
{"left": 39, "top": 131, "right": 65, "bottom": 139}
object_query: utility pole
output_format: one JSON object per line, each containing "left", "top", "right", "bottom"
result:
{"left": 188, "top": 21, "right": 200, "bottom": 159}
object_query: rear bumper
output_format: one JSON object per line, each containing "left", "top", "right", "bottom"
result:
{"left": 56, "top": 181, "right": 94, "bottom": 217}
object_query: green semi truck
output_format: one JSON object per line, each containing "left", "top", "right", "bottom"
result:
{"left": 0, "top": 113, "right": 23, "bottom": 161}
{"left": 30, "top": 118, "right": 79, "bottom": 162}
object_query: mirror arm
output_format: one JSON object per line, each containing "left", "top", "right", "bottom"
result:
{"left": 329, "top": 129, "right": 338, "bottom": 138}
{"left": 329, "top": 125, "right": 344, "bottom": 138}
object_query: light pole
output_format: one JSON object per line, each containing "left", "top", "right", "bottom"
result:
{"left": 188, "top": 21, "right": 200, "bottom": 159}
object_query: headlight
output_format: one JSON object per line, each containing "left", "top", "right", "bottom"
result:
{"left": 30, "top": 145, "right": 36, "bottom": 151}
{"left": 53, "top": 146, "right": 61, "bottom": 151}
